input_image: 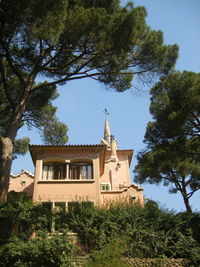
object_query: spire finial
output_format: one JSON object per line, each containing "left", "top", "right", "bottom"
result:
{"left": 103, "top": 108, "right": 109, "bottom": 117}
{"left": 100, "top": 108, "right": 111, "bottom": 147}
{"left": 100, "top": 110, "right": 119, "bottom": 152}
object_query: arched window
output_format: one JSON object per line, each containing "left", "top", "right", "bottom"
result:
{"left": 42, "top": 161, "right": 93, "bottom": 180}
{"left": 42, "top": 162, "right": 66, "bottom": 180}
{"left": 69, "top": 162, "right": 93, "bottom": 179}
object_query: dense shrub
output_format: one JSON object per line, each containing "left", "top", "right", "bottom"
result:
{"left": 0, "top": 231, "right": 74, "bottom": 267}
{"left": 83, "top": 239, "right": 130, "bottom": 267}
{"left": 0, "top": 194, "right": 200, "bottom": 265}
{"left": 63, "top": 200, "right": 200, "bottom": 261}
{"left": 0, "top": 192, "right": 53, "bottom": 243}
{"left": 0, "top": 192, "right": 35, "bottom": 242}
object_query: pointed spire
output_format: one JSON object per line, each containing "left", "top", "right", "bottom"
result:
{"left": 101, "top": 118, "right": 111, "bottom": 147}
{"left": 104, "top": 118, "right": 111, "bottom": 144}
{"left": 101, "top": 109, "right": 111, "bottom": 147}
{"left": 110, "top": 135, "right": 118, "bottom": 161}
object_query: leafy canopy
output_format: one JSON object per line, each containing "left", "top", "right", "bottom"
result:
{"left": 134, "top": 71, "right": 200, "bottom": 212}
{"left": 0, "top": 0, "right": 178, "bottom": 200}
{"left": 0, "top": 0, "right": 178, "bottom": 143}
{"left": 0, "top": 66, "right": 68, "bottom": 152}
{"left": 0, "top": 0, "right": 178, "bottom": 148}
{"left": 0, "top": 0, "right": 178, "bottom": 94}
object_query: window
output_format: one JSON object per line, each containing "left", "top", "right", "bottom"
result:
{"left": 20, "top": 180, "right": 26, "bottom": 187}
{"left": 68, "top": 202, "right": 80, "bottom": 213}
{"left": 54, "top": 202, "right": 66, "bottom": 231}
{"left": 41, "top": 201, "right": 94, "bottom": 231}
{"left": 101, "top": 183, "right": 110, "bottom": 191}
{"left": 41, "top": 202, "right": 53, "bottom": 231}
{"left": 42, "top": 162, "right": 66, "bottom": 180}
{"left": 68, "top": 201, "right": 94, "bottom": 213}
{"left": 42, "top": 202, "right": 52, "bottom": 211}
{"left": 42, "top": 161, "right": 93, "bottom": 180}
{"left": 69, "top": 162, "right": 93, "bottom": 179}
{"left": 41, "top": 202, "right": 66, "bottom": 231}
{"left": 54, "top": 202, "right": 66, "bottom": 212}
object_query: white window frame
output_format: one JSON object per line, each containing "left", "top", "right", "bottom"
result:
{"left": 100, "top": 182, "right": 111, "bottom": 191}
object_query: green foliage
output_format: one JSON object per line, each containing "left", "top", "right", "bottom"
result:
{"left": 189, "top": 246, "right": 200, "bottom": 267}
{"left": 0, "top": 68, "right": 68, "bottom": 148}
{"left": 175, "top": 212, "right": 200, "bottom": 243}
{"left": 0, "top": 232, "right": 74, "bottom": 267}
{"left": 60, "top": 201, "right": 200, "bottom": 260}
{"left": 13, "top": 137, "right": 30, "bottom": 158}
{"left": 0, "top": 192, "right": 53, "bottom": 242}
{"left": 0, "top": 192, "right": 35, "bottom": 242}
{"left": 149, "top": 71, "right": 200, "bottom": 140}
{"left": 1, "top": 196, "right": 200, "bottom": 264}
{"left": 83, "top": 239, "right": 130, "bottom": 267}
{"left": 0, "top": 0, "right": 178, "bottom": 93}
{"left": 134, "top": 71, "right": 200, "bottom": 212}
{"left": 41, "top": 118, "right": 68, "bottom": 145}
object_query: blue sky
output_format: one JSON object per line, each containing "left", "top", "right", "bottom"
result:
{"left": 12, "top": 0, "right": 200, "bottom": 212}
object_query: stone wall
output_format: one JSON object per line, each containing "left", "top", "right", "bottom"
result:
{"left": 123, "top": 258, "right": 191, "bottom": 267}
{"left": 75, "top": 257, "right": 191, "bottom": 267}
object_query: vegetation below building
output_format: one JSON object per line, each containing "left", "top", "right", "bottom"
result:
{"left": 0, "top": 192, "right": 200, "bottom": 266}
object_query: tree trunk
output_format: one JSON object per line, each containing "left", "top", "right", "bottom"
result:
{"left": 0, "top": 137, "right": 13, "bottom": 201}
{"left": 182, "top": 193, "right": 192, "bottom": 213}
{"left": 180, "top": 178, "right": 192, "bottom": 213}
{"left": 0, "top": 98, "right": 28, "bottom": 202}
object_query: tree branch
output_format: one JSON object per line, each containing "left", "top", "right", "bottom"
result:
{"left": 188, "top": 187, "right": 200, "bottom": 198}
{"left": 0, "top": 39, "right": 26, "bottom": 87}
{"left": 0, "top": 58, "right": 16, "bottom": 108}
{"left": 190, "top": 112, "right": 200, "bottom": 134}
{"left": 31, "top": 69, "right": 136, "bottom": 92}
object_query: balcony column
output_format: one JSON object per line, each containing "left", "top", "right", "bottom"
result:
{"left": 93, "top": 158, "right": 101, "bottom": 205}
{"left": 32, "top": 159, "right": 42, "bottom": 202}
{"left": 65, "top": 160, "right": 70, "bottom": 179}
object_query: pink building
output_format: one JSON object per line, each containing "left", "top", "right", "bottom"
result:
{"left": 9, "top": 119, "right": 144, "bottom": 208}
{"left": 9, "top": 170, "right": 34, "bottom": 197}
